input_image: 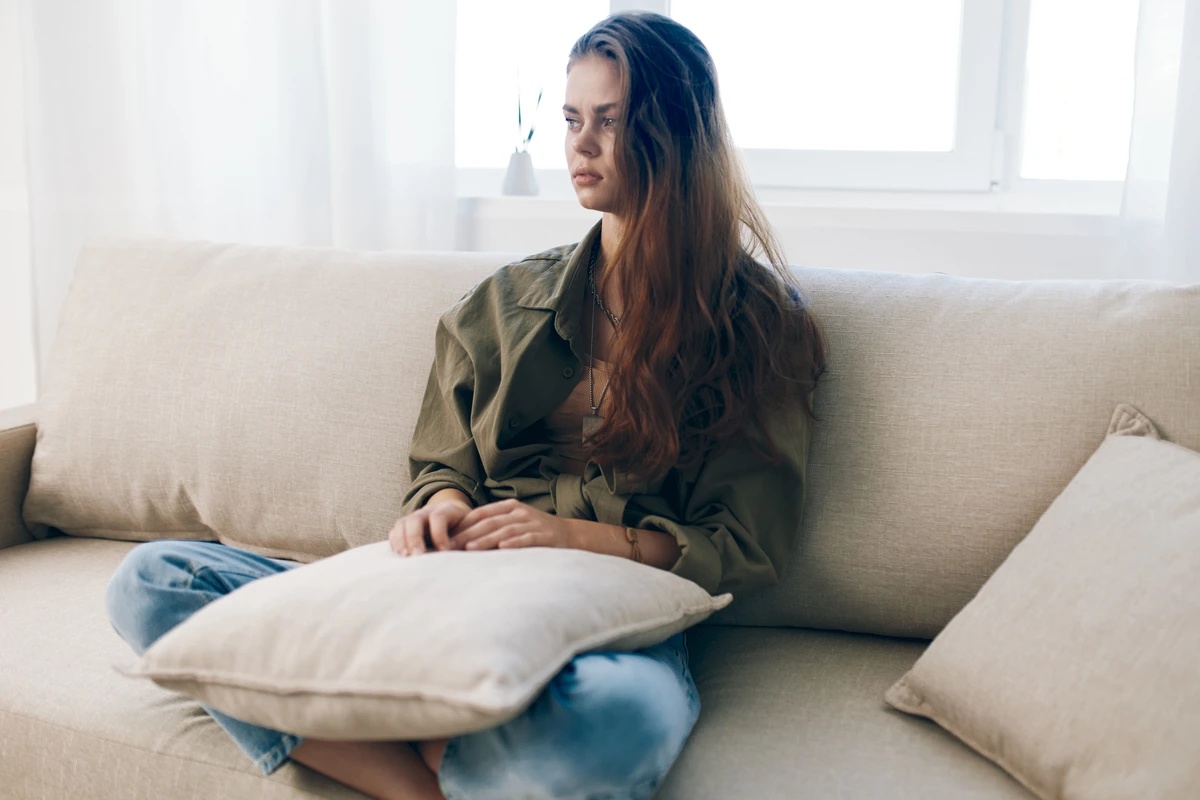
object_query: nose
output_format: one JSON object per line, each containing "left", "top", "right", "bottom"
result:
{"left": 571, "top": 128, "right": 599, "bottom": 158}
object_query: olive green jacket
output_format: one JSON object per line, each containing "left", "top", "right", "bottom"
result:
{"left": 401, "top": 222, "right": 813, "bottom": 597}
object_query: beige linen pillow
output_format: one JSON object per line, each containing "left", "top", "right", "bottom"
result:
{"left": 116, "top": 542, "right": 730, "bottom": 740}
{"left": 884, "top": 403, "right": 1200, "bottom": 800}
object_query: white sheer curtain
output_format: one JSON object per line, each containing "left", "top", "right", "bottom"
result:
{"left": 1118, "top": 0, "right": 1200, "bottom": 282}
{"left": 18, "top": 0, "right": 458, "bottom": 382}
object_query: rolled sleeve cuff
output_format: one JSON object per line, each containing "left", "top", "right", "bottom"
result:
{"left": 634, "top": 513, "right": 724, "bottom": 595}
{"left": 402, "top": 470, "right": 490, "bottom": 515}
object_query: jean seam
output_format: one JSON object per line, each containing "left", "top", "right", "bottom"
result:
{"left": 182, "top": 564, "right": 264, "bottom": 593}
{"left": 256, "top": 732, "right": 302, "bottom": 775}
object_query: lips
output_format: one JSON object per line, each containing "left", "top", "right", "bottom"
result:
{"left": 573, "top": 169, "right": 602, "bottom": 186}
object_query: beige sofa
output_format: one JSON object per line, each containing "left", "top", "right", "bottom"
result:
{"left": 1, "top": 237, "right": 1196, "bottom": 799}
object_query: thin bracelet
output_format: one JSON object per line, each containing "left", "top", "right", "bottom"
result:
{"left": 624, "top": 526, "right": 643, "bottom": 564}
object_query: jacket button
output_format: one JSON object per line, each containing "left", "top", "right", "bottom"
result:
{"left": 562, "top": 367, "right": 575, "bottom": 379}
{"left": 508, "top": 417, "right": 520, "bottom": 428}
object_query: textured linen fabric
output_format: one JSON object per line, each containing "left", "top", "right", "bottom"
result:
{"left": 117, "top": 540, "right": 730, "bottom": 741}
{"left": 22, "top": 234, "right": 1200, "bottom": 635}
{"left": 2, "top": 536, "right": 1028, "bottom": 800}
{"left": 401, "top": 219, "right": 814, "bottom": 596}
{"left": 0, "top": 404, "right": 35, "bottom": 551}
{"left": 0, "top": 537, "right": 366, "bottom": 800}
{"left": 656, "top": 625, "right": 1032, "bottom": 800}
{"left": 884, "top": 403, "right": 1200, "bottom": 800}
{"left": 712, "top": 272, "right": 1200, "bottom": 637}
{"left": 24, "top": 238, "right": 511, "bottom": 563}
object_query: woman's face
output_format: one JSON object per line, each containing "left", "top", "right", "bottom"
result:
{"left": 563, "top": 55, "right": 624, "bottom": 215}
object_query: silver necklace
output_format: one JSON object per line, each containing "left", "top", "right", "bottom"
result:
{"left": 584, "top": 239, "right": 618, "bottom": 443}
{"left": 589, "top": 258, "right": 620, "bottom": 328}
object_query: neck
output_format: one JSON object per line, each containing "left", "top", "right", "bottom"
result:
{"left": 594, "top": 213, "right": 625, "bottom": 322}
{"left": 599, "top": 212, "right": 622, "bottom": 268}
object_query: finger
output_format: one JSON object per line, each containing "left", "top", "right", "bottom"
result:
{"left": 387, "top": 520, "right": 404, "bottom": 555}
{"left": 428, "top": 509, "right": 453, "bottom": 551}
{"left": 397, "top": 516, "right": 414, "bottom": 556}
{"left": 497, "top": 532, "right": 541, "bottom": 549}
{"left": 453, "top": 512, "right": 518, "bottom": 548}
{"left": 403, "top": 514, "right": 426, "bottom": 556}
{"left": 464, "top": 525, "right": 526, "bottom": 551}
{"left": 413, "top": 513, "right": 433, "bottom": 555}
{"left": 458, "top": 498, "right": 520, "bottom": 530}
{"left": 440, "top": 502, "right": 472, "bottom": 535}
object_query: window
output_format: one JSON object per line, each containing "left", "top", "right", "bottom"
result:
{"left": 1020, "top": 0, "right": 1138, "bottom": 181}
{"left": 454, "top": 0, "right": 1140, "bottom": 200}
{"left": 672, "top": 0, "right": 963, "bottom": 153}
{"left": 670, "top": 0, "right": 1001, "bottom": 191}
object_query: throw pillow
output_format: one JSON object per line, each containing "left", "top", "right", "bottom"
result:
{"left": 115, "top": 541, "right": 731, "bottom": 740}
{"left": 884, "top": 402, "right": 1200, "bottom": 800}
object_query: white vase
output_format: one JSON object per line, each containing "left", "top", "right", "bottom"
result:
{"left": 501, "top": 150, "right": 539, "bottom": 196}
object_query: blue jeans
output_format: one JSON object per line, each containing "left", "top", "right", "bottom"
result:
{"left": 105, "top": 540, "right": 701, "bottom": 799}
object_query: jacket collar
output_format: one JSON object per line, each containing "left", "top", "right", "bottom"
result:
{"left": 516, "top": 219, "right": 603, "bottom": 343}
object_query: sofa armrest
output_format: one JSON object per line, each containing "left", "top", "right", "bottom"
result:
{"left": 0, "top": 404, "right": 37, "bottom": 552}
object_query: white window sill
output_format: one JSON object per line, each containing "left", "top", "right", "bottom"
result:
{"left": 458, "top": 193, "right": 1122, "bottom": 238}
{"left": 457, "top": 167, "right": 1123, "bottom": 238}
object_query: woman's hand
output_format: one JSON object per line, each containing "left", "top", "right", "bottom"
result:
{"left": 387, "top": 499, "right": 472, "bottom": 556}
{"left": 451, "top": 498, "right": 574, "bottom": 551}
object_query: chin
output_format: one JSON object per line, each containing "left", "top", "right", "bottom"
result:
{"left": 572, "top": 190, "right": 615, "bottom": 214}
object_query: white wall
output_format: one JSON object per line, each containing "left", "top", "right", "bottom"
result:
{"left": 461, "top": 197, "right": 1123, "bottom": 281}
{"left": 0, "top": 0, "right": 37, "bottom": 409}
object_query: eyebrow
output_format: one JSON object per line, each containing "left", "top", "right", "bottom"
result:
{"left": 562, "top": 103, "right": 619, "bottom": 115}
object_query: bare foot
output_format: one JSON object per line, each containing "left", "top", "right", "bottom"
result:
{"left": 289, "top": 738, "right": 444, "bottom": 800}
{"left": 416, "top": 737, "right": 451, "bottom": 774}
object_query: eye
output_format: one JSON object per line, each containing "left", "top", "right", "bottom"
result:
{"left": 602, "top": 117, "right": 617, "bottom": 128}
{"left": 565, "top": 117, "right": 580, "bottom": 130}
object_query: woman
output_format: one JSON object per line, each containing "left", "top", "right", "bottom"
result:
{"left": 106, "top": 11, "right": 825, "bottom": 800}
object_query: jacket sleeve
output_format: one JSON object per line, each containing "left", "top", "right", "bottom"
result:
{"left": 625, "top": 398, "right": 813, "bottom": 597}
{"left": 400, "top": 314, "right": 491, "bottom": 514}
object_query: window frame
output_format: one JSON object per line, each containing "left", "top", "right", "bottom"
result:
{"left": 686, "top": 0, "right": 1008, "bottom": 191}
{"left": 456, "top": 0, "right": 1127, "bottom": 212}
{"left": 993, "top": 0, "right": 1124, "bottom": 214}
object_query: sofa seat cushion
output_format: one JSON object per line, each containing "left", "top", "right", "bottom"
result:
{"left": 658, "top": 625, "right": 1034, "bottom": 800}
{"left": 3, "top": 535, "right": 1031, "bottom": 799}
{"left": 0, "top": 536, "right": 365, "bottom": 800}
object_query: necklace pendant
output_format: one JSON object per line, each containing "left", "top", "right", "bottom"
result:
{"left": 582, "top": 412, "right": 604, "bottom": 444}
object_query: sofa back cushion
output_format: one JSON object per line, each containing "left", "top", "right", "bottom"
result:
{"left": 25, "top": 239, "right": 1200, "bottom": 636}
{"left": 25, "top": 239, "right": 508, "bottom": 562}
{"left": 713, "top": 269, "right": 1200, "bottom": 638}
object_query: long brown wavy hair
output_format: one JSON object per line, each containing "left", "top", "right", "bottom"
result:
{"left": 571, "top": 12, "right": 827, "bottom": 483}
